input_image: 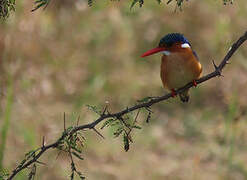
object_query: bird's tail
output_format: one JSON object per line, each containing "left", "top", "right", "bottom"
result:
{"left": 179, "top": 89, "right": 190, "bottom": 103}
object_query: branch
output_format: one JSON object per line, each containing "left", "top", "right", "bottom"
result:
{"left": 7, "top": 31, "right": 247, "bottom": 179}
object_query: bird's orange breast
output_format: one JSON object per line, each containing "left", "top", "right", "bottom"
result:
{"left": 160, "top": 49, "right": 202, "bottom": 90}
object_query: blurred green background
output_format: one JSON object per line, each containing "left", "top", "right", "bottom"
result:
{"left": 0, "top": 0, "right": 247, "bottom": 179}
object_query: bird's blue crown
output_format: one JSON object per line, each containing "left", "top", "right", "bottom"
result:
{"left": 159, "top": 33, "right": 190, "bottom": 47}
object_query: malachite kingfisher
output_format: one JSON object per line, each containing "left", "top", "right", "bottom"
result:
{"left": 141, "top": 33, "right": 202, "bottom": 102}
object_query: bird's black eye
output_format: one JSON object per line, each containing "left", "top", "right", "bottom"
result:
{"left": 158, "top": 41, "right": 164, "bottom": 47}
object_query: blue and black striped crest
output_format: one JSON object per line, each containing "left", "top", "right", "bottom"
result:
{"left": 159, "top": 33, "right": 190, "bottom": 47}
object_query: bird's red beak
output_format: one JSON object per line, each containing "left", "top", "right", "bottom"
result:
{"left": 141, "top": 47, "right": 166, "bottom": 58}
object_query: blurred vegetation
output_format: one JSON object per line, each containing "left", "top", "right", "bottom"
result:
{"left": 0, "top": 75, "right": 13, "bottom": 170}
{"left": 0, "top": 0, "right": 237, "bottom": 19}
{"left": 0, "top": 0, "right": 247, "bottom": 179}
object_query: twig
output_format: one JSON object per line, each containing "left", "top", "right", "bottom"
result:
{"left": 7, "top": 31, "right": 247, "bottom": 180}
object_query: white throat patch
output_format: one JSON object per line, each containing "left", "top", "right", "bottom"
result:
{"left": 161, "top": 51, "right": 171, "bottom": 56}
{"left": 181, "top": 43, "right": 191, "bottom": 48}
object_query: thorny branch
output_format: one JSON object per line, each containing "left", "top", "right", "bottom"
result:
{"left": 7, "top": 31, "right": 247, "bottom": 179}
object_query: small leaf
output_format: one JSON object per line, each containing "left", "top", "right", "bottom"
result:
{"left": 70, "top": 171, "right": 74, "bottom": 180}
{"left": 86, "top": 105, "right": 101, "bottom": 115}
{"left": 77, "top": 171, "right": 86, "bottom": 179}
{"left": 110, "top": 121, "right": 120, "bottom": 126}
{"left": 88, "top": 0, "right": 93, "bottom": 6}
{"left": 25, "top": 150, "right": 36, "bottom": 158}
{"left": 113, "top": 127, "right": 123, "bottom": 138}
{"left": 34, "top": 0, "right": 43, "bottom": 4}
{"left": 31, "top": 1, "right": 47, "bottom": 12}
{"left": 146, "top": 111, "right": 151, "bottom": 123}
{"left": 123, "top": 134, "right": 129, "bottom": 152}
{"left": 71, "top": 145, "right": 82, "bottom": 153}
{"left": 18, "top": 159, "right": 27, "bottom": 168}
{"left": 130, "top": 0, "right": 138, "bottom": 9}
{"left": 156, "top": 0, "right": 161, "bottom": 4}
{"left": 139, "top": 0, "right": 144, "bottom": 7}
{"left": 167, "top": 0, "right": 173, "bottom": 4}
{"left": 0, "top": 168, "right": 9, "bottom": 178}
{"left": 137, "top": 97, "right": 152, "bottom": 103}
{"left": 72, "top": 152, "right": 84, "bottom": 160}
{"left": 132, "top": 125, "right": 142, "bottom": 129}
{"left": 101, "top": 118, "right": 115, "bottom": 129}
{"left": 80, "top": 176, "right": 86, "bottom": 179}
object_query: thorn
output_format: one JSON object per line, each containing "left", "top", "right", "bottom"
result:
{"left": 192, "top": 80, "right": 197, "bottom": 87}
{"left": 118, "top": 116, "right": 131, "bottom": 131}
{"left": 134, "top": 109, "right": 140, "bottom": 124}
{"left": 106, "top": 108, "right": 111, "bottom": 115}
{"left": 55, "top": 151, "right": 62, "bottom": 160}
{"left": 212, "top": 60, "right": 222, "bottom": 77}
{"left": 212, "top": 60, "right": 218, "bottom": 70}
{"left": 42, "top": 136, "right": 45, "bottom": 148}
{"left": 36, "top": 160, "right": 47, "bottom": 166}
{"left": 167, "top": 0, "right": 173, "bottom": 4}
{"left": 76, "top": 116, "right": 80, "bottom": 126}
{"left": 102, "top": 105, "right": 107, "bottom": 115}
{"left": 145, "top": 107, "right": 153, "bottom": 113}
{"left": 171, "top": 89, "right": 177, "bottom": 97}
{"left": 63, "top": 112, "right": 66, "bottom": 131}
{"left": 103, "top": 101, "right": 110, "bottom": 115}
{"left": 79, "top": 134, "right": 86, "bottom": 141}
{"left": 92, "top": 127, "right": 105, "bottom": 139}
{"left": 127, "top": 134, "right": 133, "bottom": 143}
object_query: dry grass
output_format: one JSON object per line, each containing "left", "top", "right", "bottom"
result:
{"left": 1, "top": 0, "right": 247, "bottom": 179}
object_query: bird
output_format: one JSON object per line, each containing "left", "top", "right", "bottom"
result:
{"left": 141, "top": 33, "right": 202, "bottom": 102}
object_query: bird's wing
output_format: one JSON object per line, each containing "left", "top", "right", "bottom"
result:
{"left": 192, "top": 50, "right": 199, "bottom": 61}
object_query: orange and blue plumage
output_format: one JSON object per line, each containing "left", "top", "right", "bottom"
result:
{"left": 141, "top": 33, "right": 202, "bottom": 102}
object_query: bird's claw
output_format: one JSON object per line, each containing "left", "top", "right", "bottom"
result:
{"left": 192, "top": 80, "right": 197, "bottom": 87}
{"left": 171, "top": 89, "right": 177, "bottom": 97}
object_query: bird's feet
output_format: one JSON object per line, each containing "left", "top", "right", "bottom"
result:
{"left": 171, "top": 88, "right": 177, "bottom": 97}
{"left": 192, "top": 80, "right": 197, "bottom": 87}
